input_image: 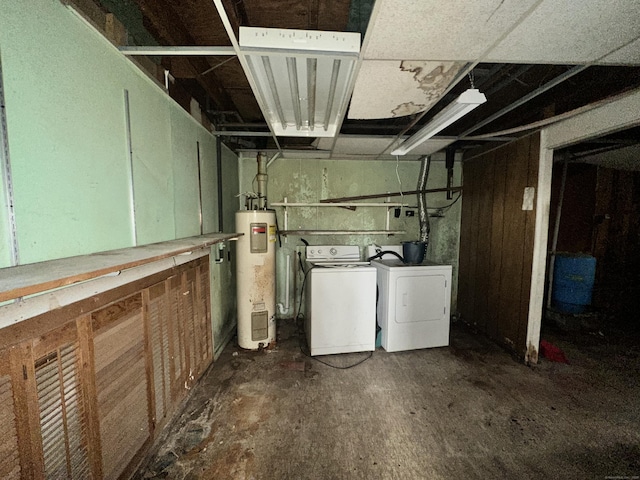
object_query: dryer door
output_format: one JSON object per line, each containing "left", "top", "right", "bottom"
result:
{"left": 395, "top": 274, "right": 447, "bottom": 324}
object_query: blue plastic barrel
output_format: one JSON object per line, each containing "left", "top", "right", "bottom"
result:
{"left": 552, "top": 254, "right": 597, "bottom": 313}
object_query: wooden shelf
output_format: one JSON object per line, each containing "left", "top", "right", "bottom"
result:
{"left": 0, "top": 233, "right": 241, "bottom": 302}
{"left": 271, "top": 202, "right": 407, "bottom": 207}
{"left": 279, "top": 230, "right": 405, "bottom": 236}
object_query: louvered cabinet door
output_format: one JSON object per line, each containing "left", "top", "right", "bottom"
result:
{"left": 91, "top": 294, "right": 151, "bottom": 480}
{"left": 144, "top": 281, "right": 172, "bottom": 430}
{"left": 168, "top": 274, "right": 187, "bottom": 402}
{"left": 28, "top": 322, "right": 93, "bottom": 479}
{"left": 196, "top": 260, "right": 213, "bottom": 372}
{"left": 182, "top": 268, "right": 200, "bottom": 385}
{"left": 0, "top": 351, "right": 21, "bottom": 479}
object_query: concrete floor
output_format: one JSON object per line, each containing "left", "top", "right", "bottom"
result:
{"left": 136, "top": 320, "right": 640, "bottom": 479}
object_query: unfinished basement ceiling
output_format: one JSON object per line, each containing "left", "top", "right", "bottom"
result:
{"left": 97, "top": 0, "right": 640, "bottom": 159}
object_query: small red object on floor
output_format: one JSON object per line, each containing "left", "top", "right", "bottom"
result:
{"left": 539, "top": 340, "right": 569, "bottom": 363}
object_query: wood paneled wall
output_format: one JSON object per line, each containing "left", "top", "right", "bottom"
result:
{"left": 0, "top": 257, "right": 212, "bottom": 479}
{"left": 458, "top": 134, "right": 540, "bottom": 357}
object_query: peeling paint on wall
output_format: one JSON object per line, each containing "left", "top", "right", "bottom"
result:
{"left": 239, "top": 156, "right": 463, "bottom": 318}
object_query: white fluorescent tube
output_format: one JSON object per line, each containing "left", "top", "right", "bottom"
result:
{"left": 391, "top": 88, "right": 487, "bottom": 156}
{"left": 323, "top": 59, "right": 341, "bottom": 131}
{"left": 286, "top": 57, "right": 302, "bottom": 130}
{"left": 307, "top": 58, "right": 317, "bottom": 131}
{"left": 262, "top": 56, "right": 287, "bottom": 129}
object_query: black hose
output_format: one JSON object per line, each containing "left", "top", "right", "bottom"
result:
{"left": 366, "top": 250, "right": 404, "bottom": 262}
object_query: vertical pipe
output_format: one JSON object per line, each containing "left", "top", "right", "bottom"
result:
{"left": 284, "top": 254, "right": 290, "bottom": 310}
{"left": 196, "top": 141, "right": 204, "bottom": 235}
{"left": 216, "top": 130, "right": 224, "bottom": 231}
{"left": 0, "top": 54, "right": 19, "bottom": 265}
{"left": 283, "top": 196, "right": 288, "bottom": 231}
{"left": 256, "top": 152, "right": 268, "bottom": 210}
{"left": 445, "top": 147, "right": 455, "bottom": 200}
{"left": 546, "top": 155, "right": 569, "bottom": 308}
{"left": 417, "top": 156, "right": 431, "bottom": 244}
{"left": 123, "top": 89, "right": 138, "bottom": 246}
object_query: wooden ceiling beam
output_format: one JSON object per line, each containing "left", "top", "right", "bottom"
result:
{"left": 135, "top": 0, "right": 239, "bottom": 114}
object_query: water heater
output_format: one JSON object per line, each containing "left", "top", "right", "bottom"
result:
{"left": 236, "top": 209, "right": 276, "bottom": 349}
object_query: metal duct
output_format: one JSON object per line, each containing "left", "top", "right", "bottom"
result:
{"left": 417, "top": 156, "right": 431, "bottom": 244}
{"left": 256, "top": 152, "right": 268, "bottom": 210}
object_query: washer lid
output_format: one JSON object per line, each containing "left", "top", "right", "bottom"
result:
{"left": 309, "top": 260, "right": 371, "bottom": 268}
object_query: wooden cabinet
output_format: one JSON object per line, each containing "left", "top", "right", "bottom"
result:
{"left": 0, "top": 256, "right": 214, "bottom": 479}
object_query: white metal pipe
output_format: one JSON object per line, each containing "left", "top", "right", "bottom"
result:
{"left": 266, "top": 152, "right": 281, "bottom": 169}
{"left": 284, "top": 255, "right": 291, "bottom": 311}
{"left": 285, "top": 254, "right": 290, "bottom": 309}
{"left": 277, "top": 254, "right": 291, "bottom": 315}
{"left": 256, "top": 152, "right": 268, "bottom": 210}
{"left": 283, "top": 196, "right": 288, "bottom": 231}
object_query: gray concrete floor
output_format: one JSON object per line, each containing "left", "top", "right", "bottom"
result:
{"left": 136, "top": 320, "right": 640, "bottom": 479}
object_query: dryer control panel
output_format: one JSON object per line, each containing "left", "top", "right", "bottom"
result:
{"left": 306, "top": 245, "right": 360, "bottom": 261}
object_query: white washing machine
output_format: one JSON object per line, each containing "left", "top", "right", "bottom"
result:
{"left": 305, "top": 246, "right": 376, "bottom": 356}
{"left": 367, "top": 246, "right": 452, "bottom": 352}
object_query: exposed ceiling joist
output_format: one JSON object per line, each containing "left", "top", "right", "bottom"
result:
{"left": 119, "top": 46, "right": 235, "bottom": 56}
{"left": 135, "top": 0, "right": 238, "bottom": 114}
{"left": 94, "top": 0, "right": 640, "bottom": 158}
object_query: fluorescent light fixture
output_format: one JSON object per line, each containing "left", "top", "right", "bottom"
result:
{"left": 239, "top": 27, "right": 360, "bottom": 138}
{"left": 391, "top": 89, "right": 487, "bottom": 155}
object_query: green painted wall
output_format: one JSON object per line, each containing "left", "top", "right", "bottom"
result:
{"left": 129, "top": 83, "right": 175, "bottom": 244}
{"left": 0, "top": 0, "right": 236, "bottom": 267}
{"left": 2, "top": 1, "right": 133, "bottom": 263}
{"left": 239, "top": 155, "right": 462, "bottom": 314}
{"left": 198, "top": 131, "right": 219, "bottom": 234}
{"left": 0, "top": 0, "right": 240, "bottom": 348}
{"left": 210, "top": 142, "right": 240, "bottom": 355}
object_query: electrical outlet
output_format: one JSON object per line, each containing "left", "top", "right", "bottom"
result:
{"left": 405, "top": 210, "right": 415, "bottom": 217}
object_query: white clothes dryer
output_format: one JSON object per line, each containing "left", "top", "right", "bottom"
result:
{"left": 367, "top": 246, "right": 452, "bottom": 352}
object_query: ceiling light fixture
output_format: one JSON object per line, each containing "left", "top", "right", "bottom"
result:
{"left": 390, "top": 88, "right": 487, "bottom": 155}
{"left": 239, "top": 27, "right": 360, "bottom": 138}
